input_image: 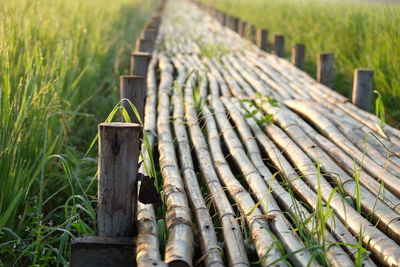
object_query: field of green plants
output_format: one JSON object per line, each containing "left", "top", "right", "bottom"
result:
{"left": 0, "top": 0, "right": 153, "bottom": 265}
{"left": 205, "top": 0, "right": 400, "bottom": 126}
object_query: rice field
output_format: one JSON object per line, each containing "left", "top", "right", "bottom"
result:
{"left": 0, "top": 0, "right": 153, "bottom": 265}
{"left": 203, "top": 0, "right": 400, "bottom": 126}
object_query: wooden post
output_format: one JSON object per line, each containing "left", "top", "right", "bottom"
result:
{"left": 352, "top": 68, "right": 373, "bottom": 112}
{"left": 291, "top": 44, "right": 305, "bottom": 69}
{"left": 229, "top": 16, "right": 234, "bottom": 30}
{"left": 135, "top": 39, "right": 153, "bottom": 53}
{"left": 130, "top": 52, "right": 151, "bottom": 77}
{"left": 249, "top": 24, "right": 256, "bottom": 43}
{"left": 222, "top": 13, "right": 227, "bottom": 26}
{"left": 120, "top": 76, "right": 146, "bottom": 124}
{"left": 233, "top": 17, "right": 239, "bottom": 32}
{"left": 97, "top": 122, "right": 142, "bottom": 237}
{"left": 241, "top": 21, "right": 248, "bottom": 38}
{"left": 273, "top": 34, "right": 285, "bottom": 57}
{"left": 71, "top": 237, "right": 136, "bottom": 267}
{"left": 141, "top": 29, "right": 156, "bottom": 43}
{"left": 317, "top": 53, "right": 334, "bottom": 88}
{"left": 256, "top": 29, "right": 268, "bottom": 51}
{"left": 238, "top": 20, "right": 244, "bottom": 35}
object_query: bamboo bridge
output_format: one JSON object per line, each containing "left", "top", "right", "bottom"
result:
{"left": 71, "top": 0, "right": 400, "bottom": 266}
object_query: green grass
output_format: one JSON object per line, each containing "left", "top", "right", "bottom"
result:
{"left": 0, "top": 0, "right": 154, "bottom": 265}
{"left": 203, "top": 0, "right": 400, "bottom": 126}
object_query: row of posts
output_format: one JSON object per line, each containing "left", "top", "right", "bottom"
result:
{"left": 70, "top": 1, "right": 164, "bottom": 266}
{"left": 193, "top": 0, "right": 374, "bottom": 112}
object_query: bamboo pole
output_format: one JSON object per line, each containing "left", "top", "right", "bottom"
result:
{"left": 202, "top": 105, "right": 288, "bottom": 267}
{"left": 211, "top": 61, "right": 371, "bottom": 265}
{"left": 284, "top": 100, "right": 400, "bottom": 197}
{"left": 210, "top": 97, "right": 317, "bottom": 267}
{"left": 183, "top": 71, "right": 249, "bottom": 266}
{"left": 254, "top": 100, "right": 400, "bottom": 241}
{"left": 136, "top": 54, "right": 165, "bottom": 266}
{"left": 171, "top": 59, "right": 224, "bottom": 267}
{"left": 157, "top": 54, "right": 194, "bottom": 266}
{"left": 253, "top": 100, "right": 400, "bottom": 266}
{"left": 223, "top": 52, "right": 400, "bottom": 212}
{"left": 98, "top": 122, "right": 142, "bottom": 237}
{"left": 225, "top": 97, "right": 372, "bottom": 267}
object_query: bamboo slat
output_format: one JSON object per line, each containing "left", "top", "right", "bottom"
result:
{"left": 183, "top": 71, "right": 249, "bottom": 266}
{"left": 224, "top": 97, "right": 375, "bottom": 267}
{"left": 254, "top": 108, "right": 400, "bottom": 266}
{"left": 171, "top": 58, "right": 224, "bottom": 267}
{"left": 284, "top": 100, "right": 400, "bottom": 197}
{"left": 157, "top": 54, "right": 194, "bottom": 266}
{"left": 202, "top": 105, "right": 287, "bottom": 267}
{"left": 136, "top": 53, "right": 166, "bottom": 267}
{"left": 211, "top": 97, "right": 315, "bottom": 267}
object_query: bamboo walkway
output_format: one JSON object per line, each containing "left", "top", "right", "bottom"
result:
{"left": 136, "top": 0, "right": 400, "bottom": 266}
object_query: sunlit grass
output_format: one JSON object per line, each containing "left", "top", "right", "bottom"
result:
{"left": 204, "top": 0, "right": 400, "bottom": 125}
{"left": 0, "top": 0, "right": 153, "bottom": 264}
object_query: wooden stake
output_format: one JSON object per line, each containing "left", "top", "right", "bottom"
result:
{"left": 97, "top": 122, "right": 142, "bottom": 237}
{"left": 249, "top": 24, "right": 256, "bottom": 43}
{"left": 135, "top": 39, "right": 153, "bottom": 53}
{"left": 239, "top": 21, "right": 248, "bottom": 37}
{"left": 233, "top": 17, "right": 239, "bottom": 32}
{"left": 273, "top": 34, "right": 285, "bottom": 57}
{"left": 120, "top": 76, "right": 145, "bottom": 124}
{"left": 317, "top": 53, "right": 334, "bottom": 88}
{"left": 130, "top": 52, "right": 151, "bottom": 77}
{"left": 291, "top": 44, "right": 305, "bottom": 69}
{"left": 71, "top": 237, "right": 136, "bottom": 267}
{"left": 222, "top": 13, "right": 227, "bottom": 26}
{"left": 352, "top": 68, "right": 373, "bottom": 112}
{"left": 140, "top": 29, "right": 156, "bottom": 43}
{"left": 256, "top": 29, "right": 268, "bottom": 51}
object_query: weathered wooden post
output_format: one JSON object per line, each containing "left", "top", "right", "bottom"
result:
{"left": 273, "top": 34, "right": 285, "bottom": 57}
{"left": 222, "top": 12, "right": 227, "bottom": 26}
{"left": 256, "top": 29, "right": 268, "bottom": 51}
{"left": 238, "top": 20, "right": 244, "bottom": 36}
{"left": 291, "top": 44, "right": 305, "bottom": 69}
{"left": 120, "top": 76, "right": 146, "bottom": 124}
{"left": 97, "top": 122, "right": 142, "bottom": 236}
{"left": 233, "top": 17, "right": 239, "bottom": 32}
{"left": 135, "top": 38, "right": 153, "bottom": 53}
{"left": 141, "top": 29, "right": 156, "bottom": 44}
{"left": 229, "top": 16, "right": 235, "bottom": 30}
{"left": 71, "top": 122, "right": 142, "bottom": 266}
{"left": 352, "top": 68, "right": 373, "bottom": 112}
{"left": 130, "top": 52, "right": 151, "bottom": 77}
{"left": 242, "top": 21, "right": 248, "bottom": 38}
{"left": 317, "top": 53, "right": 334, "bottom": 88}
{"left": 249, "top": 24, "right": 256, "bottom": 43}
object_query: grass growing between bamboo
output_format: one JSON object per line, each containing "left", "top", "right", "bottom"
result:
{"left": 0, "top": 0, "right": 154, "bottom": 265}
{"left": 203, "top": 0, "right": 400, "bottom": 126}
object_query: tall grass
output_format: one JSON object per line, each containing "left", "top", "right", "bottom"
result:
{"left": 0, "top": 0, "right": 153, "bottom": 264}
{"left": 205, "top": 0, "right": 400, "bottom": 125}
